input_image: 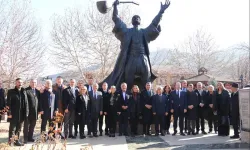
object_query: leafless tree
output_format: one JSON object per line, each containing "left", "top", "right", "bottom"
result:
{"left": 228, "top": 43, "right": 250, "bottom": 84}
{"left": 174, "top": 28, "right": 234, "bottom": 75}
{"left": 50, "top": 1, "right": 132, "bottom": 82}
{"left": 0, "top": 0, "right": 46, "bottom": 88}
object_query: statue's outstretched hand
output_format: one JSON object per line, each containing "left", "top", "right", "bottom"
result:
{"left": 160, "top": 0, "right": 171, "bottom": 13}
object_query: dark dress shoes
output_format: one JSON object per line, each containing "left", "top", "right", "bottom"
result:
{"left": 15, "top": 140, "right": 24, "bottom": 146}
{"left": 105, "top": 132, "right": 109, "bottom": 136}
{"left": 28, "top": 138, "right": 35, "bottom": 142}
{"left": 172, "top": 131, "right": 177, "bottom": 136}
{"left": 166, "top": 131, "right": 170, "bottom": 135}
{"left": 230, "top": 135, "right": 240, "bottom": 139}
{"left": 118, "top": 133, "right": 122, "bottom": 136}
{"left": 80, "top": 135, "right": 86, "bottom": 139}
{"left": 202, "top": 131, "right": 207, "bottom": 134}
{"left": 93, "top": 134, "right": 98, "bottom": 137}
{"left": 180, "top": 133, "right": 186, "bottom": 136}
{"left": 99, "top": 132, "right": 103, "bottom": 136}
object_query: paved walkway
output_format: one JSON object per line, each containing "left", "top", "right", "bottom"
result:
{"left": 0, "top": 120, "right": 249, "bottom": 150}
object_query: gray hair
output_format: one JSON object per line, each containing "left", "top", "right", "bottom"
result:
{"left": 93, "top": 83, "right": 99, "bottom": 88}
{"left": 156, "top": 86, "right": 163, "bottom": 91}
{"left": 45, "top": 79, "right": 52, "bottom": 85}
{"left": 121, "top": 82, "right": 127, "bottom": 88}
{"left": 208, "top": 85, "right": 215, "bottom": 91}
{"left": 197, "top": 82, "right": 203, "bottom": 86}
{"left": 111, "top": 85, "right": 116, "bottom": 89}
{"left": 30, "top": 79, "right": 37, "bottom": 82}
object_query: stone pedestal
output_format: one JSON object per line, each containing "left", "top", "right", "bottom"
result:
{"left": 239, "top": 88, "right": 250, "bottom": 143}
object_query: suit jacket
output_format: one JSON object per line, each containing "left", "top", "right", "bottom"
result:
{"left": 230, "top": 91, "right": 239, "bottom": 118}
{"left": 152, "top": 94, "right": 169, "bottom": 115}
{"left": 89, "top": 90, "right": 103, "bottom": 118}
{"left": 62, "top": 86, "right": 79, "bottom": 111}
{"left": 76, "top": 94, "right": 91, "bottom": 118}
{"left": 117, "top": 91, "right": 130, "bottom": 113}
{"left": 0, "top": 88, "right": 5, "bottom": 110}
{"left": 194, "top": 89, "right": 207, "bottom": 108}
{"left": 170, "top": 90, "right": 187, "bottom": 111}
{"left": 215, "top": 89, "right": 230, "bottom": 116}
{"left": 129, "top": 93, "right": 141, "bottom": 113}
{"left": 26, "top": 87, "right": 40, "bottom": 120}
{"left": 85, "top": 84, "right": 93, "bottom": 92}
{"left": 187, "top": 91, "right": 198, "bottom": 120}
{"left": 99, "top": 89, "right": 110, "bottom": 113}
{"left": 40, "top": 89, "right": 58, "bottom": 119}
{"left": 7, "top": 87, "right": 29, "bottom": 122}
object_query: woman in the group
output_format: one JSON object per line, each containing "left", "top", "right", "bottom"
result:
{"left": 216, "top": 82, "right": 230, "bottom": 136}
{"left": 163, "top": 84, "right": 172, "bottom": 135}
{"left": 75, "top": 86, "right": 91, "bottom": 139}
{"left": 129, "top": 85, "right": 141, "bottom": 137}
{"left": 107, "top": 86, "right": 119, "bottom": 137}
{"left": 205, "top": 85, "right": 218, "bottom": 134}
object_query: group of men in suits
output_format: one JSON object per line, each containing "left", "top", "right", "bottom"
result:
{"left": 1, "top": 76, "right": 241, "bottom": 146}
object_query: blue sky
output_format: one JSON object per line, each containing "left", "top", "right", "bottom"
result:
{"left": 30, "top": 0, "right": 249, "bottom": 75}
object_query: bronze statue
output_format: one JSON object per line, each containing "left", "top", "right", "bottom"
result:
{"left": 103, "top": 0, "right": 171, "bottom": 90}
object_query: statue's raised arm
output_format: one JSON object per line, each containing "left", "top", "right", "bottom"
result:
{"left": 112, "top": 0, "right": 127, "bottom": 41}
{"left": 145, "top": 0, "right": 171, "bottom": 42}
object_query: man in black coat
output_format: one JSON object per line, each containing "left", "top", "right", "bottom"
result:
{"left": 230, "top": 83, "right": 240, "bottom": 139}
{"left": 40, "top": 80, "right": 58, "bottom": 134}
{"left": 186, "top": 84, "right": 198, "bottom": 135}
{"left": 89, "top": 83, "right": 103, "bottom": 137}
{"left": 170, "top": 82, "right": 187, "bottom": 136}
{"left": 23, "top": 79, "right": 40, "bottom": 143}
{"left": 99, "top": 82, "right": 110, "bottom": 136}
{"left": 7, "top": 78, "right": 29, "bottom": 146}
{"left": 140, "top": 82, "right": 154, "bottom": 135}
{"left": 194, "top": 82, "right": 207, "bottom": 134}
{"left": 117, "top": 82, "right": 130, "bottom": 136}
{"left": 62, "top": 79, "right": 78, "bottom": 139}
{"left": 152, "top": 86, "right": 169, "bottom": 136}
{"left": 0, "top": 82, "right": 5, "bottom": 123}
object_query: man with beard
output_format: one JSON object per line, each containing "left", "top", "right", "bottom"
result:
{"left": 7, "top": 78, "right": 29, "bottom": 146}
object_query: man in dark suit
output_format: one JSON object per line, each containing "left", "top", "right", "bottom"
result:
{"left": 7, "top": 78, "right": 29, "bottom": 146}
{"left": 85, "top": 77, "right": 94, "bottom": 135}
{"left": 181, "top": 80, "right": 188, "bottom": 133}
{"left": 40, "top": 80, "right": 58, "bottom": 134}
{"left": 0, "top": 81, "right": 5, "bottom": 123}
{"left": 152, "top": 86, "right": 169, "bottom": 136}
{"left": 194, "top": 82, "right": 207, "bottom": 134}
{"left": 85, "top": 77, "right": 94, "bottom": 92}
{"left": 99, "top": 82, "right": 110, "bottom": 136}
{"left": 230, "top": 83, "right": 240, "bottom": 139}
{"left": 170, "top": 82, "right": 187, "bottom": 136}
{"left": 117, "top": 82, "right": 130, "bottom": 136}
{"left": 23, "top": 79, "right": 40, "bottom": 143}
{"left": 140, "top": 82, "right": 154, "bottom": 135}
{"left": 89, "top": 83, "right": 103, "bottom": 137}
{"left": 62, "top": 79, "right": 78, "bottom": 139}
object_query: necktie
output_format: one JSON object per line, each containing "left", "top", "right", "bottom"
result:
{"left": 33, "top": 89, "right": 36, "bottom": 96}
{"left": 148, "top": 91, "right": 150, "bottom": 96}
{"left": 49, "top": 94, "right": 52, "bottom": 107}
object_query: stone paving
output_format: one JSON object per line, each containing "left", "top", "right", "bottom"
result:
{"left": 0, "top": 120, "right": 250, "bottom": 150}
